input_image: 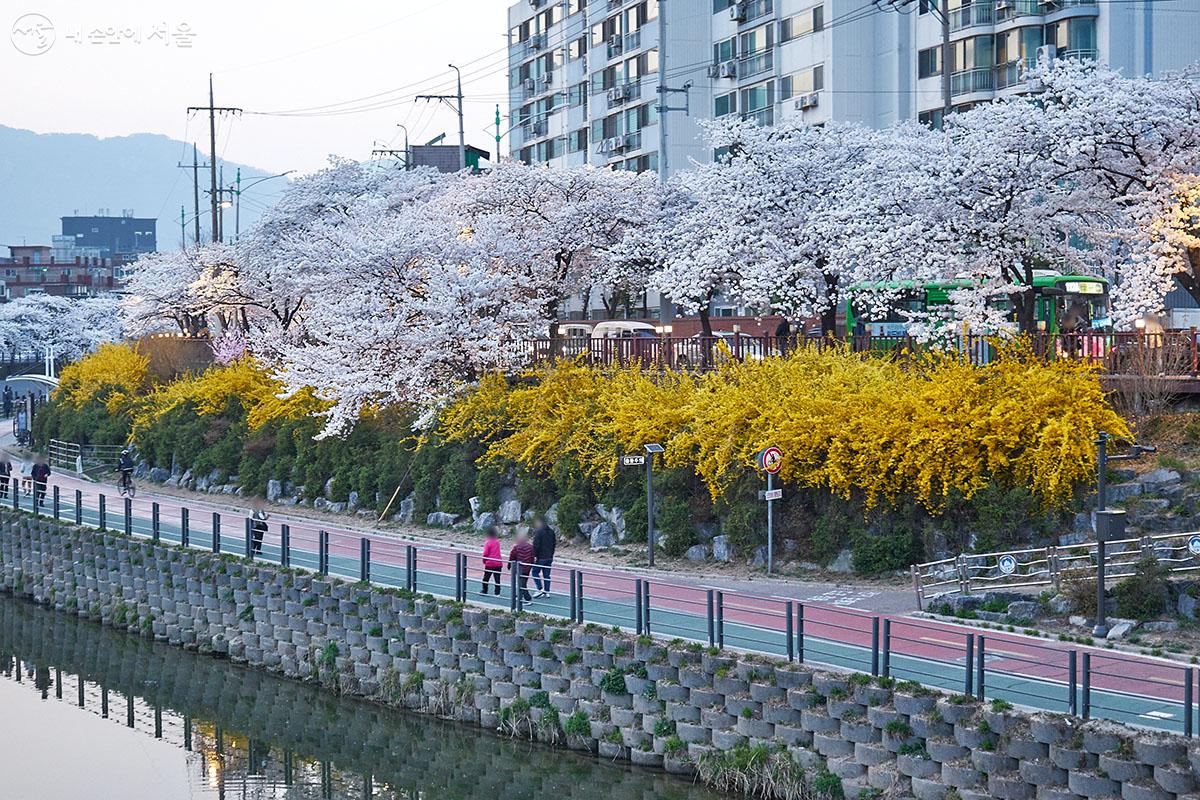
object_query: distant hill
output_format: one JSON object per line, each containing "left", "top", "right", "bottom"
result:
{"left": 0, "top": 125, "right": 284, "bottom": 252}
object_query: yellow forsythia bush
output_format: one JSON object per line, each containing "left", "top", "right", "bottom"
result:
{"left": 441, "top": 345, "right": 1129, "bottom": 511}
{"left": 56, "top": 343, "right": 150, "bottom": 415}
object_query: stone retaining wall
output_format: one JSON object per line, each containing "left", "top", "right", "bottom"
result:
{"left": 4, "top": 514, "right": 1200, "bottom": 800}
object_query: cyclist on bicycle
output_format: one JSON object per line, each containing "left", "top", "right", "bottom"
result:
{"left": 118, "top": 449, "right": 135, "bottom": 492}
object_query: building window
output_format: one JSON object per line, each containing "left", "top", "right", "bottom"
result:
{"left": 781, "top": 65, "right": 823, "bottom": 99}
{"left": 569, "top": 36, "right": 587, "bottom": 60}
{"left": 568, "top": 82, "right": 588, "bottom": 107}
{"left": 919, "top": 0, "right": 939, "bottom": 13}
{"left": 918, "top": 46, "right": 941, "bottom": 78}
{"left": 1045, "top": 18, "right": 1096, "bottom": 58}
{"left": 519, "top": 146, "right": 534, "bottom": 165}
{"left": 714, "top": 91, "right": 738, "bottom": 117}
{"left": 568, "top": 0, "right": 587, "bottom": 14}
{"left": 569, "top": 129, "right": 589, "bottom": 152}
{"left": 739, "top": 24, "right": 773, "bottom": 57}
{"left": 713, "top": 0, "right": 735, "bottom": 11}
{"left": 918, "top": 108, "right": 944, "bottom": 129}
{"left": 950, "top": 34, "right": 994, "bottom": 72}
{"left": 780, "top": 6, "right": 824, "bottom": 42}
{"left": 713, "top": 36, "right": 736, "bottom": 64}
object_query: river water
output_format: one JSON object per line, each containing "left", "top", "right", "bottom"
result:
{"left": 0, "top": 596, "right": 723, "bottom": 800}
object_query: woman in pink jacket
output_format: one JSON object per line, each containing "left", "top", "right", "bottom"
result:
{"left": 481, "top": 526, "right": 503, "bottom": 596}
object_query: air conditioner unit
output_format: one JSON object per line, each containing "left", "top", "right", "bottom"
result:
{"left": 523, "top": 77, "right": 536, "bottom": 91}
{"left": 530, "top": 34, "right": 545, "bottom": 50}
{"left": 718, "top": 60, "right": 738, "bottom": 78}
{"left": 795, "top": 92, "right": 819, "bottom": 110}
{"left": 597, "top": 137, "right": 614, "bottom": 153}
{"left": 1035, "top": 43, "right": 1057, "bottom": 68}
{"left": 539, "top": 73, "right": 553, "bottom": 88}
{"left": 531, "top": 121, "right": 546, "bottom": 136}
{"left": 607, "top": 87, "right": 621, "bottom": 102}
{"left": 707, "top": 63, "right": 722, "bottom": 78}
{"left": 730, "top": 2, "right": 748, "bottom": 22}
{"left": 608, "top": 34, "right": 622, "bottom": 52}
{"left": 613, "top": 134, "right": 630, "bottom": 150}
{"left": 531, "top": 0, "right": 545, "bottom": 7}
{"left": 994, "top": 0, "right": 1012, "bottom": 10}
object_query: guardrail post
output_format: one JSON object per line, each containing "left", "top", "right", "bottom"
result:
{"left": 318, "top": 530, "right": 329, "bottom": 575}
{"left": 98, "top": 494, "right": 106, "bottom": 530}
{"left": 786, "top": 600, "right": 795, "bottom": 662}
{"left": 964, "top": 633, "right": 975, "bottom": 696}
{"left": 575, "top": 571, "right": 584, "bottom": 623}
{"left": 280, "top": 524, "right": 290, "bottom": 568}
{"left": 911, "top": 565, "right": 924, "bottom": 611}
{"left": 882, "top": 619, "right": 892, "bottom": 678}
{"left": 796, "top": 602, "right": 805, "bottom": 663}
{"left": 957, "top": 554, "right": 971, "bottom": 596}
{"left": 74, "top": 489, "right": 82, "bottom": 525}
{"left": 212, "top": 512, "right": 221, "bottom": 553}
{"left": 1082, "top": 652, "right": 1091, "bottom": 720}
{"left": 871, "top": 617, "right": 881, "bottom": 676}
{"left": 405, "top": 545, "right": 415, "bottom": 592}
{"left": 1068, "top": 651, "right": 1078, "bottom": 716}
{"left": 244, "top": 518, "right": 254, "bottom": 560}
{"left": 1186, "top": 667, "right": 1195, "bottom": 738}
{"left": 1047, "top": 545, "right": 1061, "bottom": 593}
{"left": 716, "top": 590, "right": 725, "bottom": 649}
{"left": 635, "top": 578, "right": 644, "bottom": 635}
{"left": 976, "top": 636, "right": 986, "bottom": 701}
{"left": 11, "top": 482, "right": 18, "bottom": 511}
{"left": 52, "top": 486, "right": 59, "bottom": 520}
{"left": 707, "top": 590, "right": 716, "bottom": 647}
{"left": 453, "top": 552, "right": 462, "bottom": 600}
{"left": 151, "top": 503, "right": 160, "bottom": 542}
{"left": 181, "top": 507, "right": 189, "bottom": 548}
{"left": 124, "top": 497, "right": 132, "bottom": 536}
{"left": 359, "top": 537, "right": 370, "bottom": 583}
{"left": 510, "top": 563, "right": 521, "bottom": 612}
{"left": 570, "top": 569, "right": 578, "bottom": 622}
{"left": 642, "top": 580, "right": 651, "bottom": 635}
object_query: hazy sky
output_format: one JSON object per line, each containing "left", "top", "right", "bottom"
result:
{"left": 2, "top": 1, "right": 513, "bottom": 176}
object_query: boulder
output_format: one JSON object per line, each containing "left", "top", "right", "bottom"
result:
{"left": 1106, "top": 621, "right": 1135, "bottom": 640}
{"left": 327, "top": 502, "right": 346, "bottom": 513}
{"left": 149, "top": 467, "right": 170, "bottom": 483}
{"left": 749, "top": 546, "right": 768, "bottom": 569}
{"left": 469, "top": 496, "right": 482, "bottom": 519}
{"left": 323, "top": 477, "right": 335, "bottom": 498}
{"left": 473, "top": 512, "right": 497, "bottom": 532}
{"left": 1180, "top": 592, "right": 1199, "bottom": 621}
{"left": 712, "top": 535, "right": 733, "bottom": 562}
{"left": 1006, "top": 601, "right": 1040, "bottom": 620}
{"left": 545, "top": 502, "right": 559, "bottom": 527}
{"left": 828, "top": 549, "right": 855, "bottom": 574}
{"left": 1141, "top": 468, "right": 1182, "bottom": 492}
{"left": 596, "top": 504, "right": 626, "bottom": 541}
{"left": 1047, "top": 594, "right": 1076, "bottom": 615}
{"left": 589, "top": 522, "right": 616, "bottom": 549}
{"left": 427, "top": 512, "right": 459, "bottom": 528}
{"left": 347, "top": 491, "right": 359, "bottom": 510}
{"left": 1107, "top": 483, "right": 1142, "bottom": 503}
{"left": 1141, "top": 620, "right": 1180, "bottom": 633}
{"left": 195, "top": 477, "right": 210, "bottom": 492}
{"left": 498, "top": 499, "right": 522, "bottom": 524}
{"left": 394, "top": 496, "right": 414, "bottom": 524}
{"left": 685, "top": 544, "right": 709, "bottom": 562}
{"left": 267, "top": 479, "right": 283, "bottom": 502}
{"left": 313, "top": 497, "right": 327, "bottom": 511}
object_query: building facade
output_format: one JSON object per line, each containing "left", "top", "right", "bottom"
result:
{"left": 61, "top": 212, "right": 156, "bottom": 261}
{"left": 0, "top": 245, "right": 126, "bottom": 299}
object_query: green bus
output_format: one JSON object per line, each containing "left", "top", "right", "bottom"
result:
{"left": 844, "top": 272, "right": 1112, "bottom": 338}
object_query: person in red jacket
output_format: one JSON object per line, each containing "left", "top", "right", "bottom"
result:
{"left": 508, "top": 530, "right": 535, "bottom": 603}
{"left": 481, "top": 526, "right": 503, "bottom": 596}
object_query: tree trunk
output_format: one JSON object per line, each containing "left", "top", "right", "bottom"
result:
{"left": 820, "top": 268, "right": 838, "bottom": 337}
{"left": 1177, "top": 247, "right": 1200, "bottom": 306}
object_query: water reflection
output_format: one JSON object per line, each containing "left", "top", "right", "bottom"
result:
{"left": 0, "top": 596, "right": 717, "bottom": 800}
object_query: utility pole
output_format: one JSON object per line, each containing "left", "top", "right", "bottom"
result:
{"left": 494, "top": 105, "right": 502, "bottom": 162}
{"left": 416, "top": 65, "right": 467, "bottom": 171}
{"left": 654, "top": 3, "right": 693, "bottom": 179}
{"left": 874, "top": 0, "right": 952, "bottom": 125}
{"left": 177, "top": 143, "right": 208, "bottom": 248}
{"left": 234, "top": 168, "right": 241, "bottom": 242}
{"left": 398, "top": 123, "right": 410, "bottom": 168}
{"left": 188, "top": 73, "right": 241, "bottom": 243}
{"left": 179, "top": 205, "right": 187, "bottom": 250}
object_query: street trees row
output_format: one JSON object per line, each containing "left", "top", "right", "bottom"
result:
{"left": 113, "top": 61, "right": 1200, "bottom": 431}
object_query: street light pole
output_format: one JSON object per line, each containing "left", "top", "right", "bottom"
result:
{"left": 450, "top": 63, "right": 466, "bottom": 171}
{"left": 645, "top": 443, "right": 664, "bottom": 566}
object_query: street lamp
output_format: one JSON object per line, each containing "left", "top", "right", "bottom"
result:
{"left": 644, "top": 443, "right": 664, "bottom": 566}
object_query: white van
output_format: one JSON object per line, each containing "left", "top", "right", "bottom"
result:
{"left": 590, "top": 320, "right": 658, "bottom": 340}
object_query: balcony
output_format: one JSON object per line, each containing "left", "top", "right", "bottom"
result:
{"left": 994, "top": 0, "right": 1046, "bottom": 21}
{"left": 995, "top": 57, "right": 1035, "bottom": 89}
{"left": 950, "top": 66, "right": 995, "bottom": 96}
{"left": 1060, "top": 47, "right": 1098, "bottom": 61}
{"left": 738, "top": 50, "right": 774, "bottom": 80}
{"left": 950, "top": 2, "right": 994, "bottom": 30}
{"left": 742, "top": 107, "right": 774, "bottom": 126}
{"left": 624, "top": 30, "right": 642, "bottom": 52}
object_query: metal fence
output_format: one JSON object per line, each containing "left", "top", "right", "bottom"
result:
{"left": 912, "top": 530, "right": 1200, "bottom": 608}
{"left": 514, "top": 331, "right": 1200, "bottom": 377}
{"left": 47, "top": 439, "right": 124, "bottom": 477}
{"left": 7, "top": 484, "right": 1200, "bottom": 736}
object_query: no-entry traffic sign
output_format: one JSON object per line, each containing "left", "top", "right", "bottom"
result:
{"left": 757, "top": 446, "right": 783, "bottom": 475}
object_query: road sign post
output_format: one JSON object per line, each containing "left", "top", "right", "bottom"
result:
{"left": 620, "top": 446, "right": 663, "bottom": 566}
{"left": 757, "top": 446, "right": 784, "bottom": 575}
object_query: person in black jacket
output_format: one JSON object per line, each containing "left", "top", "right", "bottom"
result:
{"left": 0, "top": 454, "right": 10, "bottom": 500}
{"left": 30, "top": 458, "right": 50, "bottom": 508}
{"left": 530, "top": 518, "right": 557, "bottom": 598}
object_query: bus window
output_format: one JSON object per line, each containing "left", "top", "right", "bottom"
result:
{"left": 850, "top": 292, "right": 923, "bottom": 336}
{"left": 1057, "top": 292, "right": 1111, "bottom": 332}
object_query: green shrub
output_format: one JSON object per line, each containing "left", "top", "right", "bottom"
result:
{"left": 474, "top": 466, "right": 504, "bottom": 511}
{"left": 852, "top": 526, "right": 923, "bottom": 576}
{"left": 659, "top": 497, "right": 697, "bottom": 557}
{"left": 437, "top": 449, "right": 474, "bottom": 516}
{"left": 1114, "top": 556, "right": 1170, "bottom": 621}
{"left": 722, "top": 500, "right": 764, "bottom": 557}
{"left": 563, "top": 711, "right": 590, "bottom": 737}
{"left": 556, "top": 491, "right": 588, "bottom": 537}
